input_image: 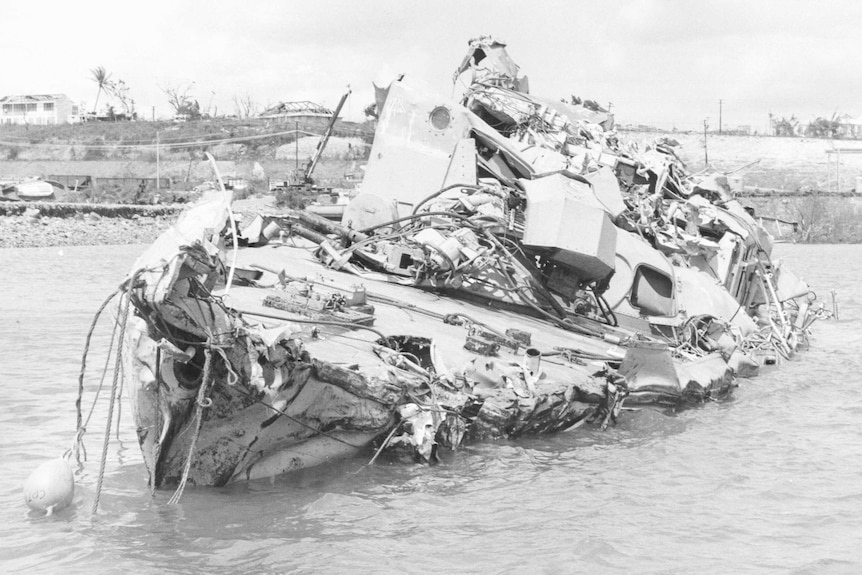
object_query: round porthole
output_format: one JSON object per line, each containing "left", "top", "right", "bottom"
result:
{"left": 429, "top": 106, "right": 451, "bottom": 130}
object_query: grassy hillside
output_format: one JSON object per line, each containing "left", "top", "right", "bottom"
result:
{"left": 5, "top": 121, "right": 856, "bottom": 193}
{"left": 0, "top": 117, "right": 374, "bottom": 201}
{"left": 623, "top": 129, "right": 862, "bottom": 193}
{"left": 0, "top": 117, "right": 373, "bottom": 150}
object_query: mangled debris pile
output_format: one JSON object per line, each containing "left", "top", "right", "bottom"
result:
{"left": 107, "top": 37, "right": 830, "bottom": 492}
{"left": 467, "top": 36, "right": 820, "bottom": 364}
{"left": 264, "top": 35, "right": 824, "bottom": 385}
{"left": 118, "top": 187, "right": 629, "bottom": 488}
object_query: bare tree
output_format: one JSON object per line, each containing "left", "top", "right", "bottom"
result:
{"left": 160, "top": 82, "right": 195, "bottom": 114}
{"left": 90, "top": 66, "right": 112, "bottom": 114}
{"left": 232, "top": 93, "right": 258, "bottom": 118}
{"left": 794, "top": 196, "right": 827, "bottom": 242}
{"left": 105, "top": 78, "right": 135, "bottom": 119}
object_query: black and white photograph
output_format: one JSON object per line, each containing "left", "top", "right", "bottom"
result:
{"left": 1, "top": 1, "right": 860, "bottom": 573}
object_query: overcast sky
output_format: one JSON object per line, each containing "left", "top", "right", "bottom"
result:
{"left": 2, "top": 0, "right": 860, "bottom": 131}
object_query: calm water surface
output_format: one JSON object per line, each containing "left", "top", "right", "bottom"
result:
{"left": 1, "top": 244, "right": 860, "bottom": 574}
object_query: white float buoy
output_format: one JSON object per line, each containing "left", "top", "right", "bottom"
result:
{"left": 23, "top": 458, "right": 75, "bottom": 516}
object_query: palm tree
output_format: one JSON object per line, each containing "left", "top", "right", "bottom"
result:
{"left": 90, "top": 66, "right": 112, "bottom": 115}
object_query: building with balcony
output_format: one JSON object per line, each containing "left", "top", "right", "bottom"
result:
{"left": 0, "top": 94, "right": 80, "bottom": 125}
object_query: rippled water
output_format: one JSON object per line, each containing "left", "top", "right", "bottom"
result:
{"left": 1, "top": 244, "right": 860, "bottom": 574}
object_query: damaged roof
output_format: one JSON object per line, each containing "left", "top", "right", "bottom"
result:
{"left": 259, "top": 100, "right": 334, "bottom": 118}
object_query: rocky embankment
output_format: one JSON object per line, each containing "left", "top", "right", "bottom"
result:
{"left": 0, "top": 202, "right": 182, "bottom": 249}
{"left": 0, "top": 197, "right": 276, "bottom": 249}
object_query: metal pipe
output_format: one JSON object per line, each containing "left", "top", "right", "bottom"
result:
{"left": 289, "top": 223, "right": 329, "bottom": 245}
{"left": 288, "top": 208, "right": 368, "bottom": 243}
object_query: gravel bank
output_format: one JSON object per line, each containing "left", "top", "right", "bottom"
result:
{"left": 0, "top": 196, "right": 278, "bottom": 249}
{"left": 0, "top": 210, "right": 176, "bottom": 249}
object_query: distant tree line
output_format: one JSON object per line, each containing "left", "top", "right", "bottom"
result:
{"left": 86, "top": 67, "right": 277, "bottom": 122}
{"left": 769, "top": 112, "right": 857, "bottom": 139}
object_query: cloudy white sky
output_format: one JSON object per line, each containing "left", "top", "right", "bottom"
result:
{"left": 2, "top": 0, "right": 860, "bottom": 132}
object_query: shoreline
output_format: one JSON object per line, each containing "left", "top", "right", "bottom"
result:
{"left": 0, "top": 196, "right": 275, "bottom": 249}
{"left": 0, "top": 210, "right": 174, "bottom": 249}
{"left": 0, "top": 201, "right": 183, "bottom": 249}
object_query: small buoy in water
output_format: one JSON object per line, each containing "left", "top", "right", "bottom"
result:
{"left": 23, "top": 458, "right": 75, "bottom": 516}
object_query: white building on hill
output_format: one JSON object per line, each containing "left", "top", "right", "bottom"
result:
{"left": 0, "top": 94, "right": 80, "bottom": 125}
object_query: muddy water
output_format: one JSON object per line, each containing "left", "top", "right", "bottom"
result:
{"left": 1, "top": 244, "right": 860, "bottom": 574}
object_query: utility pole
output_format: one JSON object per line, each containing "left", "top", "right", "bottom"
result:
{"left": 156, "top": 131, "right": 160, "bottom": 190}
{"left": 703, "top": 118, "right": 710, "bottom": 165}
{"left": 718, "top": 99, "right": 723, "bottom": 134}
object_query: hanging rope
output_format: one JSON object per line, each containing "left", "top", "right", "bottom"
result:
{"left": 114, "top": 363, "right": 125, "bottom": 440}
{"left": 91, "top": 271, "right": 138, "bottom": 516}
{"left": 167, "top": 342, "right": 214, "bottom": 505}
{"left": 73, "top": 266, "right": 159, "bottom": 465}
{"left": 72, "top": 308, "right": 121, "bottom": 466}
{"left": 73, "top": 287, "right": 121, "bottom": 464}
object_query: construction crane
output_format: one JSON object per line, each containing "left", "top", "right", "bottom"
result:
{"left": 298, "top": 87, "right": 351, "bottom": 188}
{"left": 269, "top": 87, "right": 353, "bottom": 207}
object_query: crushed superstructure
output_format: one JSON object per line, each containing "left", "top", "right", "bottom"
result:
{"left": 103, "top": 37, "right": 828, "bottom": 494}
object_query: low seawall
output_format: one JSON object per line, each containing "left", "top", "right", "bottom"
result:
{"left": 0, "top": 201, "right": 182, "bottom": 219}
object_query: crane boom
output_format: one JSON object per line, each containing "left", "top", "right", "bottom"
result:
{"left": 304, "top": 87, "right": 351, "bottom": 184}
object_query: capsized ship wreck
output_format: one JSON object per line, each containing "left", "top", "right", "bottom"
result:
{"left": 121, "top": 37, "right": 827, "bottom": 490}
